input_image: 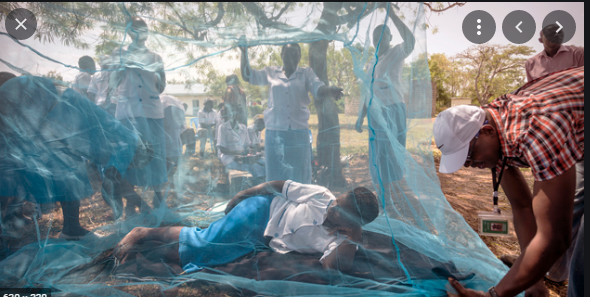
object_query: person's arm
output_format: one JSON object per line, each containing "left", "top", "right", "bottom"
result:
{"left": 239, "top": 46, "right": 252, "bottom": 83}
{"left": 525, "top": 59, "right": 534, "bottom": 82}
{"left": 217, "top": 145, "right": 245, "bottom": 156}
{"left": 317, "top": 85, "right": 344, "bottom": 100}
{"left": 225, "top": 180, "right": 285, "bottom": 214}
{"left": 355, "top": 103, "right": 367, "bottom": 133}
{"left": 321, "top": 224, "right": 362, "bottom": 272}
{"left": 389, "top": 6, "right": 415, "bottom": 56}
{"left": 498, "top": 166, "right": 549, "bottom": 296}
{"left": 575, "top": 46, "right": 584, "bottom": 67}
{"left": 494, "top": 166, "right": 575, "bottom": 296}
{"left": 450, "top": 166, "right": 576, "bottom": 297}
{"left": 114, "top": 226, "right": 183, "bottom": 264}
{"left": 155, "top": 55, "right": 166, "bottom": 94}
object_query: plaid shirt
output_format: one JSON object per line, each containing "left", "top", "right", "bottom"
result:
{"left": 484, "top": 66, "right": 584, "bottom": 181}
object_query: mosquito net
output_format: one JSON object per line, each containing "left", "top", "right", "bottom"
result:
{"left": 0, "top": 2, "right": 509, "bottom": 296}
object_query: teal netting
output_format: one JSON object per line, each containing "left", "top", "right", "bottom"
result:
{"left": 1, "top": 3, "right": 509, "bottom": 296}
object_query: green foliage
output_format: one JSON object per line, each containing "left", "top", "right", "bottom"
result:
{"left": 428, "top": 44, "right": 533, "bottom": 109}
{"left": 457, "top": 44, "right": 534, "bottom": 105}
{"left": 428, "top": 53, "right": 452, "bottom": 112}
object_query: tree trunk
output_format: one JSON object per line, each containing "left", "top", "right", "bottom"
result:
{"left": 308, "top": 2, "right": 346, "bottom": 187}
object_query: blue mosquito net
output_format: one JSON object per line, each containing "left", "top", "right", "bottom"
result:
{"left": 1, "top": 3, "right": 509, "bottom": 296}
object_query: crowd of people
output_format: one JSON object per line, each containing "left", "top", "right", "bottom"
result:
{"left": 0, "top": 12, "right": 584, "bottom": 297}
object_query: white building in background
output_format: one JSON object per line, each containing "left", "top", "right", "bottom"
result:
{"left": 451, "top": 97, "right": 472, "bottom": 107}
{"left": 162, "top": 83, "right": 221, "bottom": 116}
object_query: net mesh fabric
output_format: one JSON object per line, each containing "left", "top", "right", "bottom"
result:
{"left": 0, "top": 3, "right": 508, "bottom": 296}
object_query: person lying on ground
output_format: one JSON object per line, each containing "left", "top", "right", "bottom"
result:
{"left": 113, "top": 180, "right": 379, "bottom": 274}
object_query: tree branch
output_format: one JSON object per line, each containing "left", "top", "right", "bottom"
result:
{"left": 242, "top": 2, "right": 295, "bottom": 32}
{"left": 270, "top": 2, "right": 292, "bottom": 21}
{"left": 423, "top": 2, "right": 466, "bottom": 13}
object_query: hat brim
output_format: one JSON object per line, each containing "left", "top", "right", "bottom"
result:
{"left": 439, "top": 143, "right": 470, "bottom": 173}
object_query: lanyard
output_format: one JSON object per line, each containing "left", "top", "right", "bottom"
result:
{"left": 491, "top": 157, "right": 507, "bottom": 213}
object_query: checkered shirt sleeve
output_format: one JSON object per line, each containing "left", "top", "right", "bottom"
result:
{"left": 486, "top": 66, "right": 584, "bottom": 181}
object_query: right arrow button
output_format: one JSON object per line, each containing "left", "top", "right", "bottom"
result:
{"left": 555, "top": 21, "right": 563, "bottom": 33}
{"left": 543, "top": 11, "right": 576, "bottom": 43}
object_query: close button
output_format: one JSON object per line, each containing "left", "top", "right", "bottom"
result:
{"left": 5, "top": 8, "right": 37, "bottom": 40}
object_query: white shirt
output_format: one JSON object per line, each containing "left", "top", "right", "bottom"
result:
{"left": 161, "top": 94, "right": 186, "bottom": 130}
{"left": 247, "top": 125, "right": 262, "bottom": 148}
{"left": 249, "top": 66, "right": 324, "bottom": 131}
{"left": 161, "top": 95, "right": 186, "bottom": 157}
{"left": 216, "top": 121, "right": 250, "bottom": 166}
{"left": 370, "top": 44, "right": 409, "bottom": 106}
{"left": 265, "top": 180, "right": 344, "bottom": 263}
{"left": 73, "top": 72, "right": 92, "bottom": 98}
{"left": 87, "top": 71, "right": 111, "bottom": 106}
{"left": 111, "top": 46, "right": 165, "bottom": 120}
{"left": 198, "top": 110, "right": 217, "bottom": 127}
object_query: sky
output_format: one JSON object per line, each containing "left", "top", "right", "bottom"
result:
{"left": 0, "top": 2, "right": 584, "bottom": 83}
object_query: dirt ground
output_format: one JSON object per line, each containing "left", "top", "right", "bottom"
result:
{"left": 2, "top": 151, "right": 568, "bottom": 296}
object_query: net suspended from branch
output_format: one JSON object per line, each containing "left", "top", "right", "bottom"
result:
{"left": 0, "top": 2, "right": 509, "bottom": 296}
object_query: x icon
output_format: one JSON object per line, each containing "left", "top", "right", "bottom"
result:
{"left": 15, "top": 18, "right": 27, "bottom": 30}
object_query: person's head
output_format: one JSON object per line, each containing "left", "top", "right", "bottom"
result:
{"left": 78, "top": 56, "right": 96, "bottom": 74}
{"left": 253, "top": 115, "right": 265, "bottom": 131}
{"left": 280, "top": 43, "right": 301, "bottom": 74}
{"left": 0, "top": 72, "right": 17, "bottom": 88}
{"left": 373, "top": 25, "right": 392, "bottom": 55}
{"left": 204, "top": 99, "right": 214, "bottom": 112}
{"left": 325, "top": 187, "right": 379, "bottom": 229}
{"left": 226, "top": 74, "right": 239, "bottom": 86}
{"left": 539, "top": 24, "right": 564, "bottom": 56}
{"left": 128, "top": 16, "right": 148, "bottom": 44}
{"left": 433, "top": 105, "right": 501, "bottom": 173}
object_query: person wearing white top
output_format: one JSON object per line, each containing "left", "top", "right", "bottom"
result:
{"left": 108, "top": 16, "right": 168, "bottom": 208}
{"left": 247, "top": 115, "right": 265, "bottom": 153}
{"left": 114, "top": 180, "right": 379, "bottom": 274}
{"left": 240, "top": 43, "right": 343, "bottom": 184}
{"left": 72, "top": 55, "right": 96, "bottom": 100}
{"left": 216, "top": 105, "right": 264, "bottom": 180}
{"left": 355, "top": 7, "right": 415, "bottom": 185}
{"left": 161, "top": 94, "right": 186, "bottom": 180}
{"left": 88, "top": 55, "right": 116, "bottom": 115}
{"left": 197, "top": 99, "right": 218, "bottom": 157}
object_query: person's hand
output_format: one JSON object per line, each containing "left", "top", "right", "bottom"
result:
{"left": 318, "top": 86, "right": 343, "bottom": 100}
{"left": 355, "top": 117, "right": 364, "bottom": 133}
{"left": 129, "top": 139, "right": 154, "bottom": 169}
{"left": 328, "top": 86, "right": 344, "bottom": 100}
{"left": 447, "top": 278, "right": 489, "bottom": 297}
{"left": 113, "top": 227, "right": 146, "bottom": 265}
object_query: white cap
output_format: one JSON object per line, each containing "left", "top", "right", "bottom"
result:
{"left": 433, "top": 105, "right": 486, "bottom": 173}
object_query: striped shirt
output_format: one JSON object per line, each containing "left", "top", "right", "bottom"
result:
{"left": 484, "top": 66, "right": 584, "bottom": 181}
